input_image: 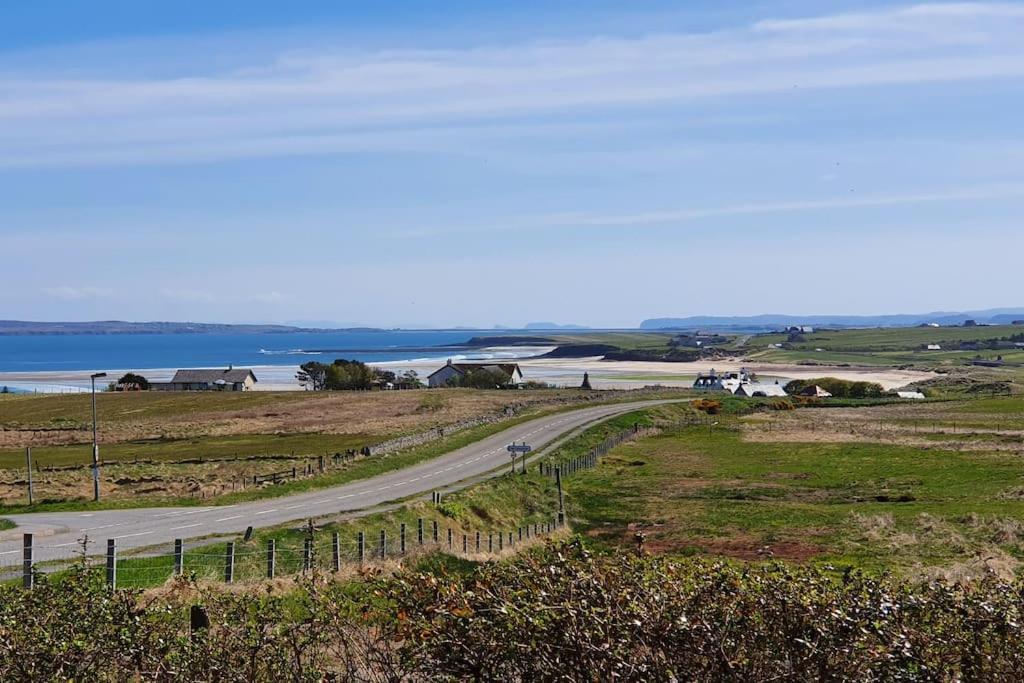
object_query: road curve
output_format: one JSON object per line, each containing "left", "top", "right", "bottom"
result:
{"left": 0, "top": 399, "right": 680, "bottom": 562}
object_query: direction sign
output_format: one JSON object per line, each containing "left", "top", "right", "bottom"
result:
{"left": 507, "top": 443, "right": 532, "bottom": 454}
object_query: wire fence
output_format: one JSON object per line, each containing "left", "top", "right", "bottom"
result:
{"left": 10, "top": 515, "right": 567, "bottom": 591}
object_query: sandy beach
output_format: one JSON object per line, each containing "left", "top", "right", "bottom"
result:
{"left": 0, "top": 350, "right": 933, "bottom": 393}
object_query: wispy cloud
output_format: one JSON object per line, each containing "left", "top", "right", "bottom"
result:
{"left": 0, "top": 3, "right": 1021, "bottom": 167}
{"left": 395, "top": 181, "right": 1024, "bottom": 237}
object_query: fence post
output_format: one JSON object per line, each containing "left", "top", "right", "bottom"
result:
{"left": 447, "top": 527, "right": 453, "bottom": 550}
{"left": 105, "top": 539, "right": 117, "bottom": 590}
{"left": 400, "top": 523, "right": 407, "bottom": 555}
{"left": 267, "top": 539, "right": 276, "bottom": 579}
{"left": 22, "top": 533, "right": 33, "bottom": 589}
{"left": 555, "top": 466, "right": 565, "bottom": 527}
{"left": 174, "top": 538, "right": 184, "bottom": 576}
{"left": 358, "top": 532, "right": 365, "bottom": 565}
{"left": 463, "top": 533, "right": 468, "bottom": 555}
{"left": 303, "top": 537, "right": 312, "bottom": 573}
{"left": 417, "top": 518, "right": 424, "bottom": 545}
{"left": 475, "top": 531, "right": 480, "bottom": 553}
{"left": 508, "top": 531, "right": 513, "bottom": 548}
{"left": 498, "top": 533, "right": 503, "bottom": 552}
{"left": 224, "top": 542, "right": 235, "bottom": 583}
{"left": 25, "top": 447, "right": 33, "bottom": 505}
{"left": 488, "top": 533, "right": 493, "bottom": 553}
{"left": 433, "top": 519, "right": 439, "bottom": 543}
{"left": 332, "top": 532, "right": 341, "bottom": 572}
{"left": 318, "top": 454, "right": 325, "bottom": 473}
{"left": 379, "top": 529, "right": 386, "bottom": 559}
{"left": 518, "top": 527, "right": 523, "bottom": 542}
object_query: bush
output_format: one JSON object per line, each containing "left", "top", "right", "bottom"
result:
{"left": 692, "top": 398, "right": 721, "bottom": 414}
{"left": 7, "top": 543, "right": 1024, "bottom": 680}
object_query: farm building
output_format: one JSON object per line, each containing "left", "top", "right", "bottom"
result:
{"left": 925, "top": 344, "right": 942, "bottom": 351}
{"left": 896, "top": 390, "right": 926, "bottom": 400}
{"left": 735, "top": 382, "right": 788, "bottom": 398}
{"left": 799, "top": 385, "right": 833, "bottom": 398}
{"left": 153, "top": 367, "right": 258, "bottom": 391}
{"left": 427, "top": 359, "right": 523, "bottom": 388}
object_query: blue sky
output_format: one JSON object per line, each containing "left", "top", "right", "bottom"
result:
{"left": 2, "top": 1, "right": 1023, "bottom": 328}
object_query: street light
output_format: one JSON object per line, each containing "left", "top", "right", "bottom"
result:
{"left": 90, "top": 372, "right": 107, "bottom": 502}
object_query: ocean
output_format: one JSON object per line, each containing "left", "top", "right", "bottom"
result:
{"left": 0, "top": 330, "right": 552, "bottom": 392}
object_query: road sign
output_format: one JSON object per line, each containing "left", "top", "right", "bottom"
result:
{"left": 507, "top": 443, "right": 532, "bottom": 454}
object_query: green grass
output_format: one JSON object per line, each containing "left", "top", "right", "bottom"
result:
{"left": 0, "top": 518, "right": 12, "bottom": 531}
{"left": 567, "top": 422, "right": 1024, "bottom": 575}
{"left": 747, "top": 325, "right": 1024, "bottom": 352}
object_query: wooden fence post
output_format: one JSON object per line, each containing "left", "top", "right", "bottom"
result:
{"left": 417, "top": 518, "right": 424, "bottom": 545}
{"left": 174, "top": 538, "right": 184, "bottom": 576}
{"left": 25, "top": 447, "right": 33, "bottom": 505}
{"left": 379, "top": 529, "right": 386, "bottom": 559}
{"left": 332, "top": 532, "right": 341, "bottom": 572}
{"left": 22, "top": 533, "right": 33, "bottom": 589}
{"left": 518, "top": 527, "right": 523, "bottom": 542}
{"left": 555, "top": 466, "right": 565, "bottom": 527}
{"left": 400, "top": 523, "right": 407, "bottom": 555}
{"left": 498, "top": 533, "right": 503, "bottom": 552}
{"left": 358, "top": 532, "right": 365, "bottom": 565}
{"left": 488, "top": 533, "right": 493, "bottom": 553}
{"left": 267, "top": 539, "right": 276, "bottom": 579}
{"left": 447, "top": 527, "right": 453, "bottom": 550}
{"left": 475, "top": 531, "right": 480, "bottom": 553}
{"left": 432, "top": 519, "right": 439, "bottom": 543}
{"left": 106, "top": 539, "right": 117, "bottom": 590}
{"left": 224, "top": 542, "right": 235, "bottom": 583}
{"left": 303, "top": 537, "right": 312, "bottom": 573}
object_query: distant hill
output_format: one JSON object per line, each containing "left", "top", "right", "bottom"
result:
{"left": 0, "top": 320, "right": 342, "bottom": 335}
{"left": 524, "top": 322, "right": 589, "bottom": 330}
{"left": 640, "top": 309, "right": 1024, "bottom": 331}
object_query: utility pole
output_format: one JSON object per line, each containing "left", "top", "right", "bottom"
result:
{"left": 90, "top": 372, "right": 107, "bottom": 502}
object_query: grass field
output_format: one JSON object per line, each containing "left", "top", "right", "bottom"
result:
{"left": 567, "top": 396, "right": 1024, "bottom": 579}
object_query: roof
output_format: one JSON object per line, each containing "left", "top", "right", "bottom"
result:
{"left": 736, "top": 383, "right": 788, "bottom": 397}
{"left": 170, "top": 368, "right": 257, "bottom": 384}
{"left": 800, "top": 385, "right": 832, "bottom": 397}
{"left": 428, "top": 361, "right": 521, "bottom": 379}
{"left": 896, "top": 391, "right": 925, "bottom": 399}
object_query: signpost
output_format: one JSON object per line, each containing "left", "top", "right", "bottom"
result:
{"left": 506, "top": 442, "right": 532, "bottom": 474}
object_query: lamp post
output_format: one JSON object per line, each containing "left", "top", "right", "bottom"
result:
{"left": 90, "top": 372, "right": 107, "bottom": 502}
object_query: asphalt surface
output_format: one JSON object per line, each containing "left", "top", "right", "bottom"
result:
{"left": 0, "top": 399, "right": 678, "bottom": 563}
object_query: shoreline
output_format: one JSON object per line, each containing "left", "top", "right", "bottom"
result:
{"left": 0, "top": 349, "right": 933, "bottom": 393}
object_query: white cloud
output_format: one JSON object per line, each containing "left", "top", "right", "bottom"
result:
{"left": 42, "top": 285, "right": 113, "bottom": 300}
{"left": 0, "top": 3, "right": 1021, "bottom": 167}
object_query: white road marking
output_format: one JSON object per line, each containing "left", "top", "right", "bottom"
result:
{"left": 215, "top": 515, "right": 243, "bottom": 522}
{"left": 253, "top": 509, "right": 278, "bottom": 515}
{"left": 284, "top": 504, "right": 304, "bottom": 510}
{"left": 170, "top": 523, "right": 202, "bottom": 531}
{"left": 117, "top": 531, "right": 154, "bottom": 539}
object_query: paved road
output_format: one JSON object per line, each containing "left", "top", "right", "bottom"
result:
{"left": 0, "top": 399, "right": 678, "bottom": 563}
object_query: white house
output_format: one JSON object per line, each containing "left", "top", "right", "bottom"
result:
{"left": 925, "top": 344, "right": 942, "bottom": 351}
{"left": 896, "top": 390, "right": 926, "bottom": 400}
{"left": 735, "top": 382, "right": 788, "bottom": 398}
{"left": 427, "top": 359, "right": 524, "bottom": 388}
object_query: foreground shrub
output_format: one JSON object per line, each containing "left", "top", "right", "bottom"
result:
{"left": 3, "top": 544, "right": 1024, "bottom": 680}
